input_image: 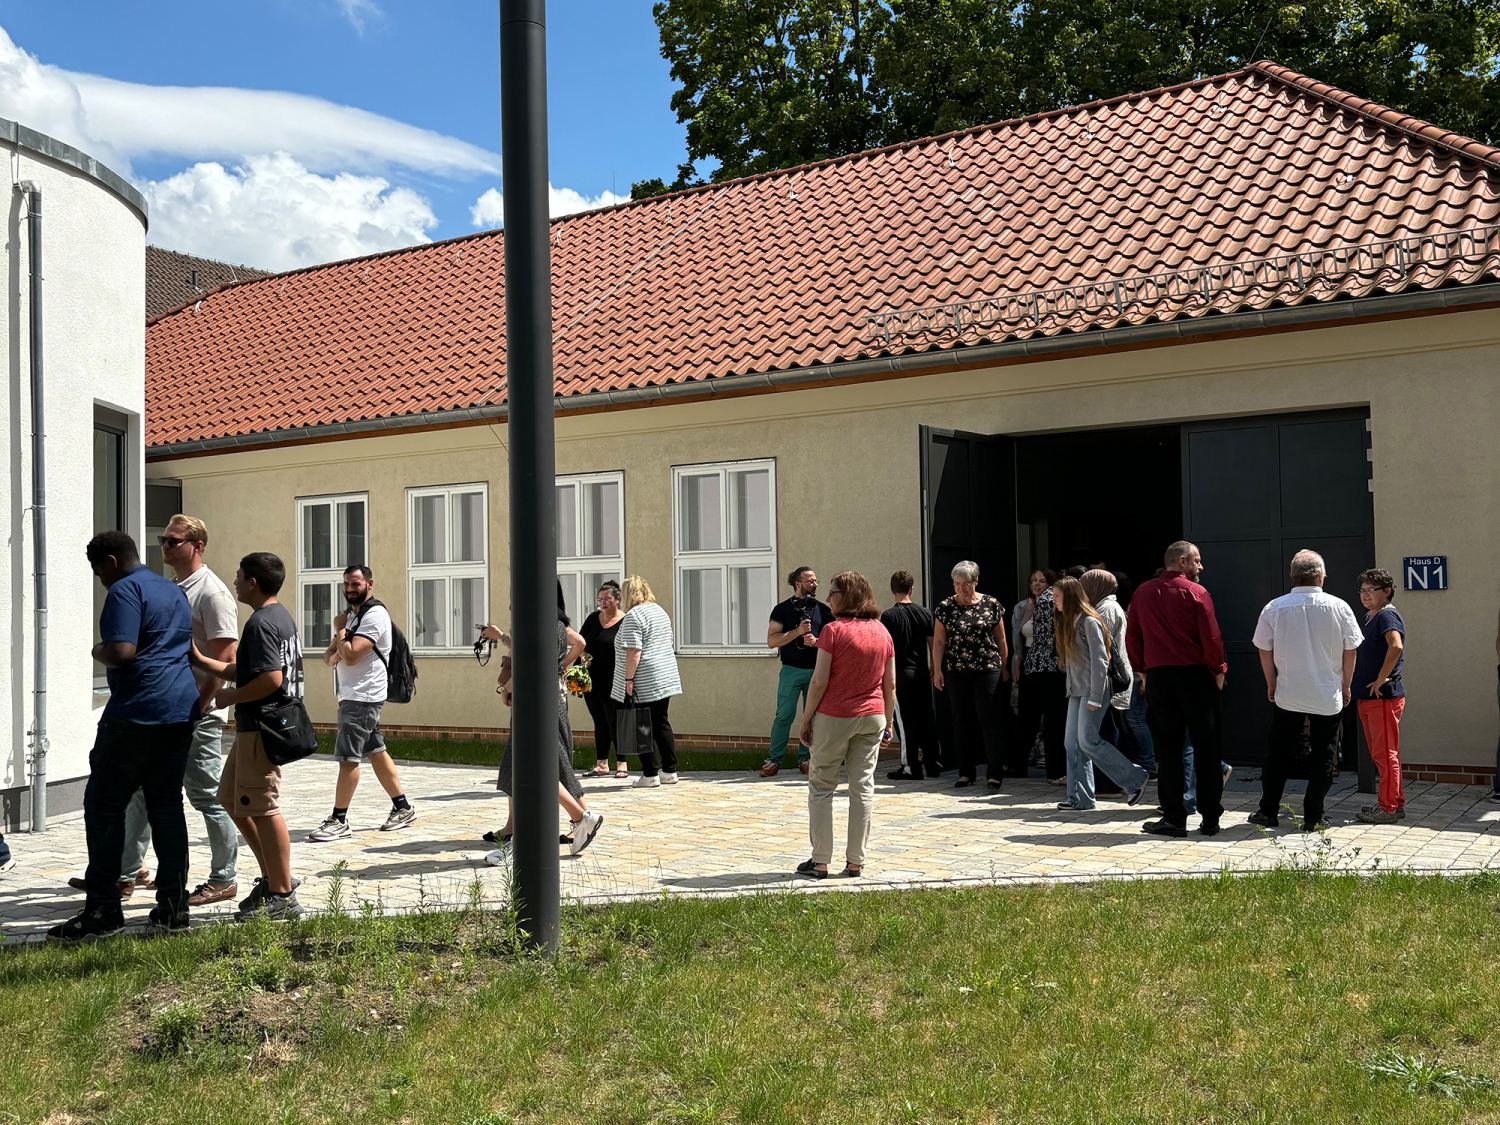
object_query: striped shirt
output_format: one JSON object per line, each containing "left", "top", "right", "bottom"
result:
{"left": 611, "top": 601, "right": 682, "bottom": 703}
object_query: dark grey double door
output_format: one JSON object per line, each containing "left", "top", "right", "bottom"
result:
{"left": 920, "top": 408, "right": 1374, "bottom": 765}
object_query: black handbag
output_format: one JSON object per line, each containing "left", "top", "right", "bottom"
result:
{"left": 1104, "top": 631, "right": 1132, "bottom": 696}
{"left": 615, "top": 697, "right": 654, "bottom": 761}
{"left": 258, "top": 697, "right": 319, "bottom": 766}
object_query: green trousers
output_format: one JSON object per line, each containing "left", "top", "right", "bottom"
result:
{"left": 769, "top": 664, "right": 815, "bottom": 765}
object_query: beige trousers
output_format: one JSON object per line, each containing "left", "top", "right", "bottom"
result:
{"left": 806, "top": 711, "right": 884, "bottom": 867}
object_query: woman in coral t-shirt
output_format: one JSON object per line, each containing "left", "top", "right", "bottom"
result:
{"left": 796, "top": 570, "right": 896, "bottom": 879}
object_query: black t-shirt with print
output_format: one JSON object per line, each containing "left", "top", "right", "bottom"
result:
{"left": 880, "top": 602, "right": 934, "bottom": 676}
{"left": 769, "top": 597, "right": 832, "bottom": 670}
{"left": 235, "top": 601, "right": 305, "bottom": 727}
{"left": 935, "top": 594, "right": 1006, "bottom": 673}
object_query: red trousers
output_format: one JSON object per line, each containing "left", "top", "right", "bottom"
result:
{"left": 1358, "top": 697, "right": 1406, "bottom": 812}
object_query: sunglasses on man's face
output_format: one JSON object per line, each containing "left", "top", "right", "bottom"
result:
{"left": 157, "top": 535, "right": 194, "bottom": 549}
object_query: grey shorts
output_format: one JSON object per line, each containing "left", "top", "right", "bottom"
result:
{"left": 335, "top": 700, "right": 387, "bottom": 762}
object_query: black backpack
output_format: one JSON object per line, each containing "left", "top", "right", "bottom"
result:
{"left": 347, "top": 598, "right": 418, "bottom": 704}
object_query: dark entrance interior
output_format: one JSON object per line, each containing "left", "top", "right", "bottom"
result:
{"left": 921, "top": 409, "right": 1374, "bottom": 767}
{"left": 1015, "top": 425, "right": 1181, "bottom": 595}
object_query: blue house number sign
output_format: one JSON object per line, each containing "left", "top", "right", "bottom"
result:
{"left": 1403, "top": 556, "right": 1448, "bottom": 591}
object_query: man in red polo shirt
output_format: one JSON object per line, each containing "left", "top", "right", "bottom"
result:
{"left": 1125, "top": 540, "right": 1227, "bottom": 837}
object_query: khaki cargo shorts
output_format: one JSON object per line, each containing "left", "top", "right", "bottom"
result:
{"left": 218, "top": 731, "right": 283, "bottom": 817}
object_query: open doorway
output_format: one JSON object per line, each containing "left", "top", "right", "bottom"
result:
{"left": 1015, "top": 425, "right": 1181, "bottom": 595}
{"left": 920, "top": 409, "right": 1374, "bottom": 767}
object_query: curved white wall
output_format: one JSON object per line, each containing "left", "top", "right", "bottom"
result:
{"left": 2, "top": 121, "right": 147, "bottom": 826}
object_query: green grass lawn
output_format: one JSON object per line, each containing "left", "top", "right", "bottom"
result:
{"left": 5, "top": 871, "right": 1500, "bottom": 1124}
{"left": 319, "top": 735, "right": 779, "bottom": 773}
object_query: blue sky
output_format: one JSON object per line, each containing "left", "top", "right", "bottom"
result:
{"left": 0, "top": 1, "right": 690, "bottom": 269}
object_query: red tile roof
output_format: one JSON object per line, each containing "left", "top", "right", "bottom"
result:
{"left": 146, "top": 61, "right": 1500, "bottom": 450}
{"left": 145, "top": 246, "right": 271, "bottom": 321}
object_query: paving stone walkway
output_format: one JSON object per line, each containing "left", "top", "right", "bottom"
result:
{"left": 4, "top": 758, "right": 1500, "bottom": 941}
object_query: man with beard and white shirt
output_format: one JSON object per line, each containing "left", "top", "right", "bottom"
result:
{"left": 307, "top": 565, "right": 416, "bottom": 840}
{"left": 66, "top": 515, "right": 241, "bottom": 906}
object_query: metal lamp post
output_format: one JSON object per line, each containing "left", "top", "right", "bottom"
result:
{"left": 499, "top": 0, "right": 560, "bottom": 952}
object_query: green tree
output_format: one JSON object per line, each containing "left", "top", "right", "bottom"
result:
{"left": 652, "top": 0, "right": 889, "bottom": 183}
{"left": 642, "top": 0, "right": 1500, "bottom": 191}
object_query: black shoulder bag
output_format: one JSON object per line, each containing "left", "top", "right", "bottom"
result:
{"left": 258, "top": 696, "right": 319, "bottom": 766}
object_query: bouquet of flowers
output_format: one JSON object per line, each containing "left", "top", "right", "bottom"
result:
{"left": 564, "top": 653, "right": 593, "bottom": 696}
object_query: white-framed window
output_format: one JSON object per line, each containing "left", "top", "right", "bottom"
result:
{"left": 406, "top": 482, "right": 489, "bottom": 652}
{"left": 295, "top": 492, "right": 369, "bottom": 650}
{"left": 671, "top": 458, "right": 776, "bottom": 654}
{"left": 557, "top": 470, "right": 625, "bottom": 624}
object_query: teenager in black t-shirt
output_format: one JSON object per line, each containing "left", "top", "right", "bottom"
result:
{"left": 192, "top": 552, "right": 304, "bottom": 921}
{"left": 881, "top": 570, "right": 940, "bottom": 779}
{"left": 761, "top": 567, "right": 832, "bottom": 775}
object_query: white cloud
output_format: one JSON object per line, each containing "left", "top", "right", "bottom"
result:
{"left": 0, "top": 25, "right": 127, "bottom": 168}
{"left": 142, "top": 153, "right": 437, "bottom": 272}
{"left": 71, "top": 73, "right": 497, "bottom": 178}
{"left": 470, "top": 184, "right": 630, "bottom": 228}
{"left": 0, "top": 23, "right": 496, "bottom": 179}
{"left": 336, "top": 0, "right": 382, "bottom": 35}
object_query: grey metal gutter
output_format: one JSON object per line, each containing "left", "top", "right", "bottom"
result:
{"left": 0, "top": 117, "right": 148, "bottom": 230}
{"left": 149, "top": 279, "right": 1500, "bottom": 459}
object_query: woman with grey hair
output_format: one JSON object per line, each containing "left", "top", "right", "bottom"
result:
{"left": 932, "top": 561, "right": 1009, "bottom": 788}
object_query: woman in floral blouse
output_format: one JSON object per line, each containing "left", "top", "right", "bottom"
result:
{"left": 932, "top": 560, "right": 1010, "bottom": 789}
{"left": 1015, "top": 576, "right": 1069, "bottom": 785}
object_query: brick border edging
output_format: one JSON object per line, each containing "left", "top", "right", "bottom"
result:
{"left": 304, "top": 724, "right": 1498, "bottom": 785}
{"left": 309, "top": 722, "right": 795, "bottom": 754}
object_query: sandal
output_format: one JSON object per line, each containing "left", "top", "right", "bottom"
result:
{"left": 585, "top": 763, "right": 611, "bottom": 778}
{"left": 794, "top": 859, "right": 827, "bottom": 880}
{"left": 843, "top": 864, "right": 863, "bottom": 878}
{"left": 481, "top": 828, "right": 512, "bottom": 843}
{"left": 955, "top": 777, "right": 973, "bottom": 789}
{"left": 614, "top": 767, "right": 629, "bottom": 779}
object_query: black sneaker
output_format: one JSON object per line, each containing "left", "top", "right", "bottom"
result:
{"left": 1198, "top": 821, "right": 1221, "bottom": 837}
{"left": 237, "top": 876, "right": 303, "bottom": 917}
{"left": 47, "top": 907, "right": 125, "bottom": 943}
{"left": 887, "top": 767, "right": 922, "bottom": 781}
{"left": 1141, "top": 819, "right": 1188, "bottom": 837}
{"left": 252, "top": 891, "right": 303, "bottom": 921}
{"left": 146, "top": 905, "right": 191, "bottom": 934}
{"left": 1247, "top": 811, "right": 1279, "bottom": 829}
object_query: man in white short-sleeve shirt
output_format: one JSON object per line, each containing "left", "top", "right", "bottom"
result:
{"left": 1249, "top": 549, "right": 1364, "bottom": 831}
{"left": 75, "top": 514, "right": 243, "bottom": 907}
{"left": 307, "top": 565, "right": 416, "bottom": 840}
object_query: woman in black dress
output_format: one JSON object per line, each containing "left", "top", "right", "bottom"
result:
{"left": 580, "top": 580, "right": 626, "bottom": 778}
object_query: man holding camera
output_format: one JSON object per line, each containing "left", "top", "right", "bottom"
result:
{"left": 761, "top": 566, "right": 832, "bottom": 776}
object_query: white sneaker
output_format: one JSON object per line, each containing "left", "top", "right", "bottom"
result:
{"left": 659, "top": 772, "right": 679, "bottom": 785}
{"left": 569, "top": 812, "right": 603, "bottom": 855}
{"left": 380, "top": 805, "right": 418, "bottom": 832}
{"left": 483, "top": 846, "right": 509, "bottom": 867}
{"left": 633, "top": 774, "right": 662, "bottom": 788}
{"left": 307, "top": 816, "right": 353, "bottom": 842}
{"left": 0, "top": 857, "right": 16, "bottom": 875}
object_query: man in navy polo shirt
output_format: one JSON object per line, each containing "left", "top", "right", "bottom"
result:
{"left": 49, "top": 531, "right": 200, "bottom": 941}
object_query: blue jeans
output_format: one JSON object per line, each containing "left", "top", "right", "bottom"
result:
{"left": 1064, "top": 697, "right": 1148, "bottom": 810}
{"left": 121, "top": 714, "right": 238, "bottom": 885}
{"left": 1182, "top": 736, "right": 1231, "bottom": 816}
{"left": 0, "top": 830, "right": 10, "bottom": 867}
{"left": 1122, "top": 682, "right": 1156, "bottom": 774}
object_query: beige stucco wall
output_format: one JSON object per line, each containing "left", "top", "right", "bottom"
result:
{"left": 148, "top": 307, "right": 1500, "bottom": 767}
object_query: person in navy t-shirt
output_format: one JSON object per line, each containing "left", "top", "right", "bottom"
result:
{"left": 1354, "top": 568, "right": 1407, "bottom": 824}
{"left": 49, "top": 532, "right": 198, "bottom": 942}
